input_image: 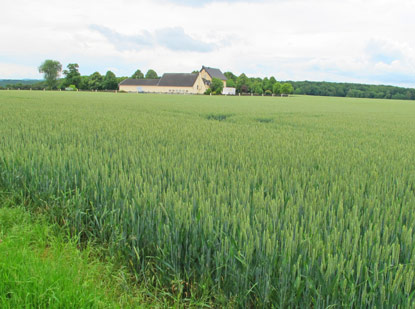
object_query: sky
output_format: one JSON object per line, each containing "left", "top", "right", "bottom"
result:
{"left": 1, "top": 0, "right": 414, "bottom": 87}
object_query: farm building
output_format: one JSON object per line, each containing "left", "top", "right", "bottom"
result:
{"left": 199, "top": 66, "right": 227, "bottom": 88}
{"left": 119, "top": 66, "right": 233, "bottom": 94}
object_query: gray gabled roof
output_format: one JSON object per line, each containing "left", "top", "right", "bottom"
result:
{"left": 158, "top": 73, "right": 198, "bottom": 87}
{"left": 119, "top": 79, "right": 160, "bottom": 86}
{"left": 201, "top": 66, "right": 227, "bottom": 81}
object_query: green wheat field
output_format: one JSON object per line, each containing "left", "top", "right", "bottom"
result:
{"left": 1, "top": 91, "right": 415, "bottom": 307}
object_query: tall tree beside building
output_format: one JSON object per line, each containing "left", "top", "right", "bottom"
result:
{"left": 38, "top": 59, "right": 62, "bottom": 89}
{"left": 210, "top": 77, "right": 224, "bottom": 95}
{"left": 224, "top": 71, "right": 237, "bottom": 82}
{"left": 131, "top": 69, "right": 144, "bottom": 79}
{"left": 226, "top": 79, "right": 236, "bottom": 87}
{"left": 103, "top": 71, "right": 118, "bottom": 90}
{"left": 145, "top": 69, "right": 158, "bottom": 79}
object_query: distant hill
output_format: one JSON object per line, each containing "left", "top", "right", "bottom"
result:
{"left": 0, "top": 79, "right": 43, "bottom": 87}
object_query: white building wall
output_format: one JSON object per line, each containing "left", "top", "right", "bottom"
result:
{"left": 223, "top": 87, "right": 236, "bottom": 95}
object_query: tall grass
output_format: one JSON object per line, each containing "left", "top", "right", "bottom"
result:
{"left": 1, "top": 91, "right": 415, "bottom": 306}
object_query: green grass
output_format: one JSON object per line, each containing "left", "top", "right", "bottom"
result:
{"left": 0, "top": 202, "right": 118, "bottom": 307}
{"left": 0, "top": 193, "right": 211, "bottom": 308}
{"left": 1, "top": 91, "right": 415, "bottom": 307}
{"left": 0, "top": 195, "right": 213, "bottom": 308}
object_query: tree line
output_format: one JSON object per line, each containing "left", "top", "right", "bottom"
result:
{"left": 222, "top": 72, "right": 415, "bottom": 99}
{"left": 287, "top": 81, "right": 415, "bottom": 100}
{"left": 223, "top": 72, "right": 293, "bottom": 95}
{"left": 1, "top": 60, "right": 161, "bottom": 91}
{"left": 2, "top": 59, "right": 414, "bottom": 100}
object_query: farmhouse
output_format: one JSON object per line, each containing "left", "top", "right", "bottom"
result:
{"left": 119, "top": 66, "right": 232, "bottom": 94}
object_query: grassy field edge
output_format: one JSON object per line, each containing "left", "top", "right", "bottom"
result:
{"left": 0, "top": 190, "right": 196, "bottom": 308}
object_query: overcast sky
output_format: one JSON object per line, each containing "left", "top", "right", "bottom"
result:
{"left": 1, "top": 0, "right": 414, "bottom": 87}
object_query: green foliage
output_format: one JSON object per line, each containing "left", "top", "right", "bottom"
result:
{"left": 262, "top": 77, "right": 272, "bottom": 92}
{"left": 88, "top": 72, "right": 103, "bottom": 90}
{"left": 204, "top": 88, "right": 212, "bottom": 95}
{"left": 63, "top": 63, "right": 81, "bottom": 88}
{"left": 224, "top": 71, "right": 237, "bottom": 82}
{"left": 210, "top": 77, "right": 224, "bottom": 95}
{"left": 38, "top": 60, "right": 62, "bottom": 89}
{"left": 226, "top": 79, "right": 236, "bottom": 88}
{"left": 0, "top": 205, "right": 138, "bottom": 307}
{"left": 2, "top": 92, "right": 415, "bottom": 307}
{"left": 281, "top": 83, "right": 294, "bottom": 95}
{"left": 236, "top": 73, "right": 249, "bottom": 93}
{"left": 145, "top": 69, "right": 158, "bottom": 79}
{"left": 68, "top": 84, "right": 77, "bottom": 91}
{"left": 288, "top": 80, "right": 415, "bottom": 100}
{"left": 131, "top": 69, "right": 144, "bottom": 79}
{"left": 253, "top": 81, "right": 263, "bottom": 95}
{"left": 103, "top": 71, "right": 118, "bottom": 90}
{"left": 273, "top": 82, "right": 281, "bottom": 95}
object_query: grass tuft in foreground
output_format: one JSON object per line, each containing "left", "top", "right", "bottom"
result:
{"left": 0, "top": 194, "right": 189, "bottom": 308}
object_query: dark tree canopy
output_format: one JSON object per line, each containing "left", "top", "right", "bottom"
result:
{"left": 63, "top": 63, "right": 81, "bottom": 88}
{"left": 236, "top": 73, "right": 249, "bottom": 93}
{"left": 38, "top": 60, "right": 62, "bottom": 89}
{"left": 224, "top": 71, "right": 237, "bottom": 82}
{"left": 131, "top": 69, "right": 144, "bottom": 79}
{"left": 145, "top": 69, "right": 158, "bottom": 79}
{"left": 210, "top": 77, "right": 224, "bottom": 95}
{"left": 88, "top": 72, "right": 103, "bottom": 90}
{"left": 103, "top": 71, "right": 118, "bottom": 90}
{"left": 226, "top": 79, "right": 236, "bottom": 88}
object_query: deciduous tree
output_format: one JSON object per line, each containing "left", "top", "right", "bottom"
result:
{"left": 63, "top": 63, "right": 81, "bottom": 88}
{"left": 103, "top": 71, "right": 118, "bottom": 90}
{"left": 38, "top": 60, "right": 62, "bottom": 89}
{"left": 88, "top": 72, "right": 103, "bottom": 90}
{"left": 210, "top": 77, "right": 224, "bottom": 95}
{"left": 236, "top": 73, "right": 249, "bottom": 93}
{"left": 273, "top": 82, "right": 282, "bottom": 95}
{"left": 226, "top": 79, "right": 236, "bottom": 88}
{"left": 145, "top": 69, "right": 158, "bottom": 79}
{"left": 281, "top": 83, "right": 294, "bottom": 95}
{"left": 131, "top": 69, "right": 144, "bottom": 79}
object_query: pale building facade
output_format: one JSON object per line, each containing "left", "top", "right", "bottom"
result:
{"left": 200, "top": 66, "right": 227, "bottom": 88}
{"left": 119, "top": 66, "right": 233, "bottom": 95}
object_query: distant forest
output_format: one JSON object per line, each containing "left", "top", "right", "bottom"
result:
{"left": 0, "top": 79, "right": 41, "bottom": 87}
{"left": 287, "top": 81, "right": 415, "bottom": 100}
{"left": 2, "top": 66, "right": 414, "bottom": 100}
{"left": 223, "top": 72, "right": 415, "bottom": 100}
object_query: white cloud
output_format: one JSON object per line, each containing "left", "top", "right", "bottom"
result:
{"left": 0, "top": 63, "right": 40, "bottom": 79}
{"left": 0, "top": 0, "right": 414, "bottom": 87}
